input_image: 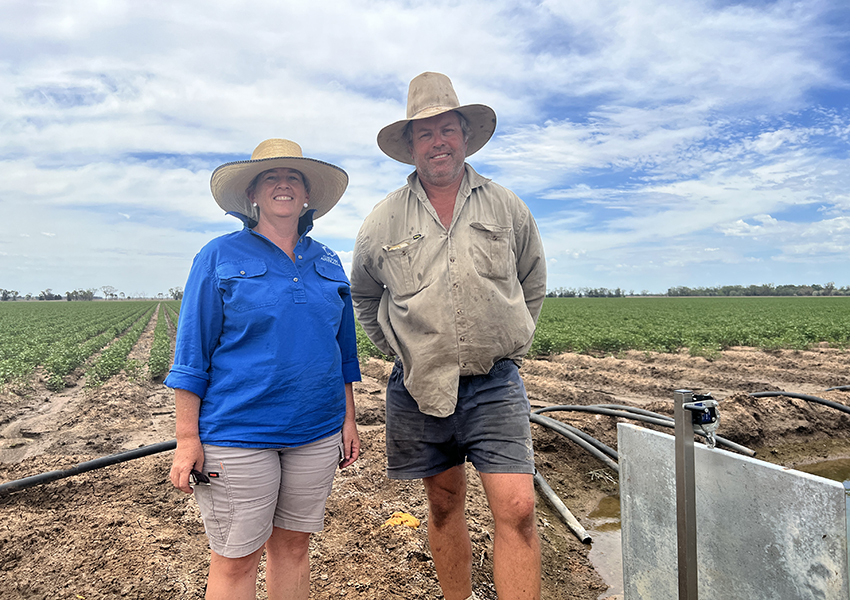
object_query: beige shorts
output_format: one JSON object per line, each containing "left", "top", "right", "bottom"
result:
{"left": 192, "top": 433, "right": 343, "bottom": 558}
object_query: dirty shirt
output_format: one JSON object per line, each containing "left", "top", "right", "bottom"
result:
{"left": 165, "top": 212, "right": 361, "bottom": 447}
{"left": 350, "top": 165, "right": 546, "bottom": 417}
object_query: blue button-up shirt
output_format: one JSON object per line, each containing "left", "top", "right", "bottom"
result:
{"left": 165, "top": 213, "right": 361, "bottom": 448}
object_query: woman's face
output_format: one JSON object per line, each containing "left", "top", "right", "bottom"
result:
{"left": 247, "top": 167, "right": 309, "bottom": 223}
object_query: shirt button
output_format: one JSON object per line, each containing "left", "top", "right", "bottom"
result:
{"left": 449, "top": 257, "right": 455, "bottom": 263}
{"left": 298, "top": 255, "right": 303, "bottom": 259}
{"left": 460, "top": 337, "right": 465, "bottom": 342}
{"left": 240, "top": 270, "right": 246, "bottom": 275}
{"left": 293, "top": 277, "right": 299, "bottom": 283}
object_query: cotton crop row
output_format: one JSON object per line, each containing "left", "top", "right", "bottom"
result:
{"left": 528, "top": 296, "right": 850, "bottom": 358}
{"left": 0, "top": 300, "right": 180, "bottom": 389}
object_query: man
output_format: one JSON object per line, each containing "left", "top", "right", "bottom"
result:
{"left": 350, "top": 72, "right": 546, "bottom": 600}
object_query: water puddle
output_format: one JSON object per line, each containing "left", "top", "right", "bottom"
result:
{"left": 793, "top": 457, "right": 850, "bottom": 485}
{"left": 586, "top": 495, "right": 623, "bottom": 599}
{"left": 584, "top": 458, "right": 850, "bottom": 599}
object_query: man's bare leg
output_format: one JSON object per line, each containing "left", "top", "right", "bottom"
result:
{"left": 423, "top": 465, "right": 473, "bottom": 600}
{"left": 479, "top": 472, "right": 541, "bottom": 600}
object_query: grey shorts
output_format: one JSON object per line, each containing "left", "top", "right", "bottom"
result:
{"left": 386, "top": 358, "right": 535, "bottom": 480}
{"left": 192, "top": 432, "right": 343, "bottom": 558}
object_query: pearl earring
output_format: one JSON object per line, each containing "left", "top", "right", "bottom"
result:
{"left": 252, "top": 202, "right": 258, "bottom": 207}
{"left": 303, "top": 203, "right": 309, "bottom": 208}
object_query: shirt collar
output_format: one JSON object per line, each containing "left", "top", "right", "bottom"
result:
{"left": 227, "top": 210, "right": 316, "bottom": 239}
{"left": 406, "top": 163, "right": 491, "bottom": 200}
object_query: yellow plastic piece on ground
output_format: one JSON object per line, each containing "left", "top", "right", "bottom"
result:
{"left": 382, "top": 511, "right": 420, "bottom": 529}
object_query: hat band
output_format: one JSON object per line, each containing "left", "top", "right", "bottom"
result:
{"left": 409, "top": 105, "right": 458, "bottom": 121}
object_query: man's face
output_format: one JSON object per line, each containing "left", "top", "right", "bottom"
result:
{"left": 409, "top": 111, "right": 468, "bottom": 188}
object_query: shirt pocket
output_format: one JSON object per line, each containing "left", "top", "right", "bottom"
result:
{"left": 216, "top": 259, "right": 279, "bottom": 312}
{"left": 469, "top": 222, "right": 512, "bottom": 280}
{"left": 314, "top": 259, "right": 349, "bottom": 309}
{"left": 381, "top": 234, "right": 429, "bottom": 297}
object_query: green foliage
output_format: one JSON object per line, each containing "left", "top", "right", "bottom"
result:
{"left": 148, "top": 304, "right": 172, "bottom": 379}
{"left": 43, "top": 308, "right": 151, "bottom": 390}
{"left": 528, "top": 297, "right": 850, "bottom": 357}
{"left": 164, "top": 300, "right": 180, "bottom": 327}
{"left": 2, "top": 298, "right": 847, "bottom": 391}
{"left": 0, "top": 301, "right": 153, "bottom": 387}
{"left": 86, "top": 306, "right": 157, "bottom": 387}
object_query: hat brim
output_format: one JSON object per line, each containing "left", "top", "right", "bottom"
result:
{"left": 210, "top": 156, "right": 348, "bottom": 221}
{"left": 377, "top": 104, "right": 497, "bottom": 165}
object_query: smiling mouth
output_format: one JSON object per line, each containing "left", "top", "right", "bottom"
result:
{"left": 273, "top": 195, "right": 294, "bottom": 201}
{"left": 431, "top": 153, "right": 450, "bottom": 160}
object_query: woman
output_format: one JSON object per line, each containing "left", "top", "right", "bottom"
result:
{"left": 165, "top": 139, "right": 361, "bottom": 600}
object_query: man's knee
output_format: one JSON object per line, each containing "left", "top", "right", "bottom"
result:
{"left": 424, "top": 468, "right": 467, "bottom": 526}
{"left": 504, "top": 493, "right": 536, "bottom": 522}
{"left": 490, "top": 486, "right": 537, "bottom": 534}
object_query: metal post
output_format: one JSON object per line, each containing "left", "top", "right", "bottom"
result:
{"left": 674, "top": 389, "right": 698, "bottom": 599}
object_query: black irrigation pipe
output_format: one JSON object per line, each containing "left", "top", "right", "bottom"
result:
{"left": 749, "top": 391, "right": 850, "bottom": 417}
{"left": 550, "top": 419, "right": 620, "bottom": 462}
{"left": 0, "top": 440, "right": 177, "bottom": 497}
{"left": 534, "top": 404, "right": 755, "bottom": 457}
{"left": 594, "top": 403, "right": 755, "bottom": 456}
{"left": 530, "top": 413, "right": 619, "bottom": 472}
{"left": 4, "top": 389, "right": 844, "bottom": 498}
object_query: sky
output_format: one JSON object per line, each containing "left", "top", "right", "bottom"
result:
{"left": 1, "top": 0, "right": 848, "bottom": 298}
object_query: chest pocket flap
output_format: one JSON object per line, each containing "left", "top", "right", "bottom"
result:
{"left": 216, "top": 259, "right": 277, "bottom": 312}
{"left": 315, "top": 258, "right": 350, "bottom": 305}
{"left": 217, "top": 259, "right": 268, "bottom": 280}
{"left": 314, "top": 258, "right": 350, "bottom": 284}
{"left": 469, "top": 222, "right": 512, "bottom": 280}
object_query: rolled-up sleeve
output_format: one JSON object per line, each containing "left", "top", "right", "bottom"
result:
{"left": 164, "top": 252, "right": 223, "bottom": 398}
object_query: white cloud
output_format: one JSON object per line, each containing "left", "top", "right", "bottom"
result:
{"left": 0, "top": 0, "right": 847, "bottom": 295}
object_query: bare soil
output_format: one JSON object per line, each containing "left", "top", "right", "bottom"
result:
{"left": 1, "top": 314, "right": 849, "bottom": 599}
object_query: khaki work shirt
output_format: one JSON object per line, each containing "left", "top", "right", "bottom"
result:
{"left": 351, "top": 165, "right": 547, "bottom": 417}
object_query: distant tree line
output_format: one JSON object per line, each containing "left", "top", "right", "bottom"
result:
{"left": 666, "top": 282, "right": 850, "bottom": 297}
{"left": 65, "top": 289, "right": 97, "bottom": 301}
{"left": 546, "top": 287, "right": 631, "bottom": 298}
{"left": 546, "top": 282, "right": 850, "bottom": 298}
{"left": 0, "top": 286, "right": 184, "bottom": 301}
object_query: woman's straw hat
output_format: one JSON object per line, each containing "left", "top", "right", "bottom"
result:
{"left": 210, "top": 139, "right": 348, "bottom": 221}
{"left": 377, "top": 72, "right": 497, "bottom": 165}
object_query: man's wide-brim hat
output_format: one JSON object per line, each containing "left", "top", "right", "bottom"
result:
{"left": 377, "top": 72, "right": 497, "bottom": 165}
{"left": 210, "top": 139, "right": 348, "bottom": 221}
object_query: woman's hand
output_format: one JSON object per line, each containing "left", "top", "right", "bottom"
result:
{"left": 170, "top": 436, "right": 205, "bottom": 494}
{"left": 339, "top": 382, "right": 360, "bottom": 468}
{"left": 339, "top": 417, "right": 360, "bottom": 468}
